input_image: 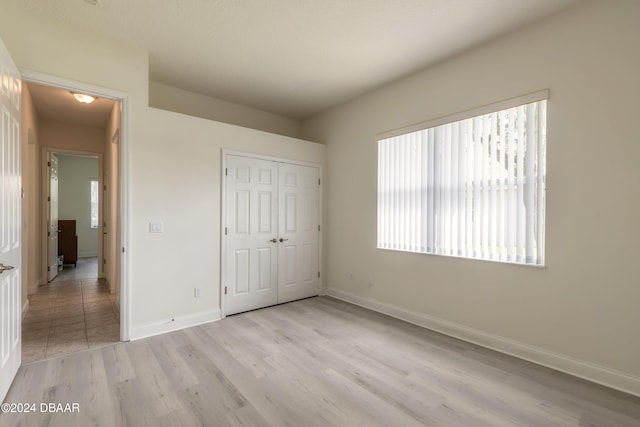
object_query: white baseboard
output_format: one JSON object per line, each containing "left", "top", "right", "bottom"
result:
{"left": 130, "top": 308, "right": 221, "bottom": 341}
{"left": 79, "top": 251, "right": 98, "bottom": 258}
{"left": 326, "top": 287, "right": 640, "bottom": 398}
{"left": 22, "top": 299, "right": 29, "bottom": 319}
{"left": 105, "top": 278, "right": 114, "bottom": 294}
{"left": 28, "top": 280, "right": 40, "bottom": 295}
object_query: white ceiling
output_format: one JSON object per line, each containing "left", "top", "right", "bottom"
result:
{"left": 27, "top": 82, "right": 116, "bottom": 128}
{"left": 16, "top": 0, "right": 582, "bottom": 119}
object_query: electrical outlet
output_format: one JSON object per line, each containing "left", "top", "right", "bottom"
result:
{"left": 194, "top": 287, "right": 202, "bottom": 298}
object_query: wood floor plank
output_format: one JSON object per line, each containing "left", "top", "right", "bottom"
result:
{"left": 100, "top": 343, "right": 136, "bottom": 385}
{"left": 148, "top": 335, "right": 201, "bottom": 390}
{"left": 225, "top": 404, "right": 273, "bottom": 427}
{"left": 2, "top": 296, "right": 640, "bottom": 426}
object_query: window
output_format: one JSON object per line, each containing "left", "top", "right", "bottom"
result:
{"left": 90, "top": 179, "right": 99, "bottom": 229}
{"left": 377, "top": 91, "right": 547, "bottom": 266}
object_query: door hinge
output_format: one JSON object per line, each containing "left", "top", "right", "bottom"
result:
{"left": 47, "top": 231, "right": 50, "bottom": 237}
{"left": 225, "top": 168, "right": 228, "bottom": 176}
{"left": 47, "top": 161, "right": 51, "bottom": 167}
{"left": 318, "top": 225, "right": 320, "bottom": 232}
{"left": 103, "top": 259, "right": 106, "bottom": 265}
{"left": 122, "top": 247, "right": 125, "bottom": 253}
{"left": 47, "top": 266, "right": 50, "bottom": 272}
{"left": 318, "top": 178, "right": 321, "bottom": 185}
{"left": 224, "top": 286, "right": 228, "bottom": 295}
{"left": 225, "top": 227, "right": 228, "bottom": 235}
{"left": 104, "top": 184, "right": 107, "bottom": 191}
{"left": 47, "top": 196, "right": 51, "bottom": 202}
{"left": 318, "top": 271, "right": 320, "bottom": 278}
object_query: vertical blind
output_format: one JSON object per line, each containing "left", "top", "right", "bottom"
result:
{"left": 377, "top": 95, "right": 547, "bottom": 266}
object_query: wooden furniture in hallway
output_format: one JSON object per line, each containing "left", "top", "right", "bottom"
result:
{"left": 58, "top": 219, "right": 78, "bottom": 267}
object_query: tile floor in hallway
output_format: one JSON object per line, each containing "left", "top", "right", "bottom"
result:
{"left": 51, "top": 256, "right": 99, "bottom": 283}
{"left": 22, "top": 277, "right": 120, "bottom": 363}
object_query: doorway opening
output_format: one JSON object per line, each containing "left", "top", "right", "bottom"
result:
{"left": 20, "top": 76, "right": 127, "bottom": 362}
{"left": 49, "top": 152, "right": 100, "bottom": 283}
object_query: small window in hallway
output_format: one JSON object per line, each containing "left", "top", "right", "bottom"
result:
{"left": 90, "top": 179, "right": 99, "bottom": 228}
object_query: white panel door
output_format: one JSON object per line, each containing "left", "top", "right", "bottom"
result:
{"left": 277, "top": 163, "right": 319, "bottom": 304}
{"left": 224, "top": 155, "right": 279, "bottom": 315}
{"left": 47, "top": 152, "right": 59, "bottom": 281}
{"left": 0, "top": 37, "right": 22, "bottom": 402}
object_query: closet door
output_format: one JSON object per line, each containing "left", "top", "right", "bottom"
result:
{"left": 224, "top": 155, "right": 278, "bottom": 315}
{"left": 277, "top": 163, "right": 320, "bottom": 303}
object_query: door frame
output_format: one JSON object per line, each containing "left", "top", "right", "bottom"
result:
{"left": 21, "top": 69, "right": 131, "bottom": 341}
{"left": 40, "top": 149, "right": 104, "bottom": 283}
{"left": 220, "top": 149, "right": 323, "bottom": 317}
{"left": 43, "top": 151, "right": 62, "bottom": 282}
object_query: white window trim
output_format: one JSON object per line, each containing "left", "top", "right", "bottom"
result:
{"left": 377, "top": 90, "right": 548, "bottom": 266}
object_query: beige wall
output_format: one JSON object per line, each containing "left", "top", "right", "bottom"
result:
{"left": 302, "top": 0, "right": 640, "bottom": 389}
{"left": 20, "top": 84, "right": 40, "bottom": 307}
{"left": 56, "top": 154, "right": 99, "bottom": 257}
{"left": 38, "top": 120, "right": 106, "bottom": 155}
{"left": 149, "top": 81, "right": 302, "bottom": 139}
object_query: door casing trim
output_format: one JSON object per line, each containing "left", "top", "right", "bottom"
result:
{"left": 21, "top": 69, "right": 131, "bottom": 342}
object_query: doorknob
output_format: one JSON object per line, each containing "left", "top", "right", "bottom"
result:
{"left": 268, "top": 238, "right": 278, "bottom": 243}
{"left": 0, "top": 263, "right": 15, "bottom": 274}
{"left": 279, "top": 238, "right": 289, "bottom": 242}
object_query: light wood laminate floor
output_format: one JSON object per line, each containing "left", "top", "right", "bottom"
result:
{"left": 3, "top": 297, "right": 639, "bottom": 426}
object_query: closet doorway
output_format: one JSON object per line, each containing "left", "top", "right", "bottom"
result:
{"left": 223, "top": 152, "right": 322, "bottom": 315}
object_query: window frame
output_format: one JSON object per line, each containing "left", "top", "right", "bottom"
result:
{"left": 376, "top": 90, "right": 548, "bottom": 267}
{"left": 90, "top": 178, "right": 99, "bottom": 229}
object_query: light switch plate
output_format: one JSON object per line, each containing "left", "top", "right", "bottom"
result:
{"left": 149, "top": 222, "right": 163, "bottom": 233}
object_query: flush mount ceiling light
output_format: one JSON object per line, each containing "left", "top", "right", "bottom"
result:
{"left": 84, "top": 0, "right": 100, "bottom": 5}
{"left": 71, "top": 92, "right": 97, "bottom": 104}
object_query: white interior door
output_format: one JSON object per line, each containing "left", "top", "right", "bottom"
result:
{"left": 0, "top": 37, "right": 22, "bottom": 402}
{"left": 47, "top": 152, "right": 59, "bottom": 281}
{"left": 224, "top": 155, "right": 279, "bottom": 315}
{"left": 277, "top": 163, "right": 320, "bottom": 304}
{"left": 224, "top": 154, "right": 320, "bottom": 315}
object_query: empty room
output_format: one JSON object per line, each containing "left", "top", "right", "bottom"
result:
{"left": 1, "top": 0, "right": 639, "bottom": 426}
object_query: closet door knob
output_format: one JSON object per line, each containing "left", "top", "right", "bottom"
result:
{"left": 279, "top": 238, "right": 289, "bottom": 242}
{"left": 269, "top": 238, "right": 278, "bottom": 243}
